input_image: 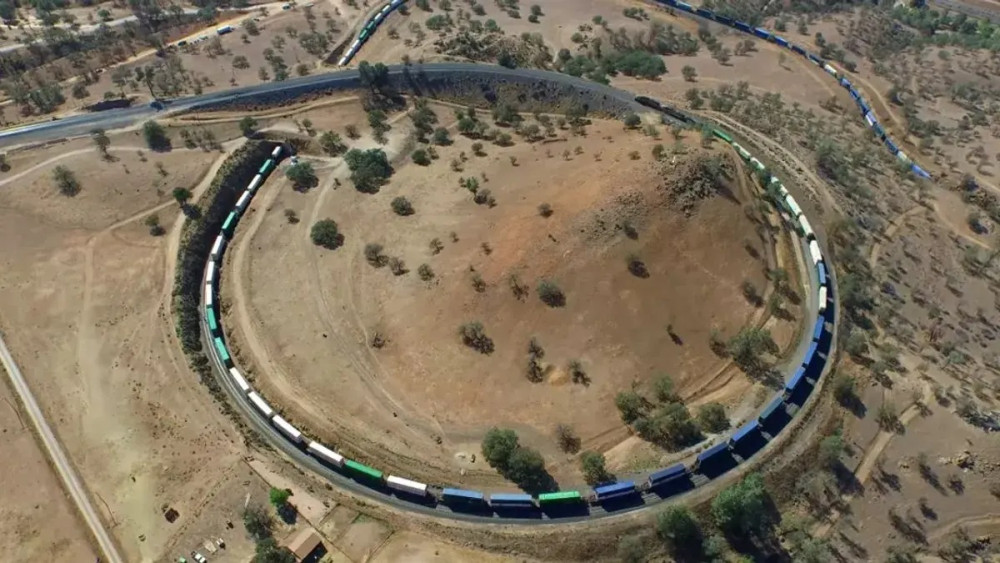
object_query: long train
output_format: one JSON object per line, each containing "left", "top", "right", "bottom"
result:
{"left": 201, "top": 114, "right": 834, "bottom": 517}
{"left": 646, "top": 0, "right": 933, "bottom": 181}
{"left": 337, "top": 0, "right": 408, "bottom": 66}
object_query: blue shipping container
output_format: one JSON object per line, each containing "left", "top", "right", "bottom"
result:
{"left": 818, "top": 262, "right": 827, "bottom": 286}
{"left": 759, "top": 396, "right": 785, "bottom": 423}
{"left": 912, "top": 164, "right": 931, "bottom": 179}
{"left": 885, "top": 139, "right": 899, "bottom": 154}
{"left": 786, "top": 366, "right": 807, "bottom": 393}
{"left": 716, "top": 15, "right": 734, "bottom": 26}
{"left": 697, "top": 441, "right": 730, "bottom": 464}
{"left": 695, "top": 7, "right": 713, "bottom": 18}
{"left": 753, "top": 27, "right": 771, "bottom": 40}
{"left": 660, "top": 0, "right": 679, "bottom": 7}
{"left": 730, "top": 420, "right": 760, "bottom": 445}
{"left": 594, "top": 481, "right": 636, "bottom": 499}
{"left": 649, "top": 464, "right": 687, "bottom": 485}
{"left": 773, "top": 36, "right": 789, "bottom": 47}
{"left": 840, "top": 77, "right": 851, "bottom": 89}
{"left": 442, "top": 488, "right": 484, "bottom": 502}
{"left": 791, "top": 44, "right": 806, "bottom": 55}
{"left": 807, "top": 53, "right": 821, "bottom": 65}
{"left": 489, "top": 493, "right": 534, "bottom": 505}
{"left": 812, "top": 318, "right": 824, "bottom": 342}
{"left": 804, "top": 342, "right": 819, "bottom": 369}
{"left": 675, "top": 1, "right": 693, "bottom": 12}
{"left": 734, "top": 21, "right": 751, "bottom": 32}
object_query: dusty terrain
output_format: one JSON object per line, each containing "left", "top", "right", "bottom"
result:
{"left": 216, "top": 98, "right": 796, "bottom": 489}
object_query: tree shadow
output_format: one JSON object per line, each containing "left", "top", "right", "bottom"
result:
{"left": 277, "top": 503, "right": 297, "bottom": 525}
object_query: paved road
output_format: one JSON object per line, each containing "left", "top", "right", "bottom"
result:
{"left": 0, "top": 334, "right": 124, "bottom": 563}
{"left": 0, "top": 63, "right": 645, "bottom": 148}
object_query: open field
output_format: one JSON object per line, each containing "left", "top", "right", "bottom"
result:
{"left": 215, "top": 98, "right": 797, "bottom": 489}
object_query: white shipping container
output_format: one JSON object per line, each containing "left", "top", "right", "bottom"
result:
{"left": 386, "top": 475, "right": 428, "bottom": 496}
{"left": 248, "top": 392, "right": 274, "bottom": 417}
{"left": 864, "top": 112, "right": 875, "bottom": 127}
{"left": 205, "top": 284, "right": 214, "bottom": 307}
{"left": 271, "top": 415, "right": 304, "bottom": 442}
{"left": 823, "top": 63, "right": 837, "bottom": 76}
{"left": 778, "top": 184, "right": 789, "bottom": 199}
{"left": 307, "top": 441, "right": 345, "bottom": 466}
{"left": 248, "top": 175, "right": 263, "bottom": 193}
{"left": 210, "top": 235, "right": 224, "bottom": 258}
{"left": 236, "top": 191, "right": 251, "bottom": 211}
{"left": 786, "top": 195, "right": 802, "bottom": 218}
{"left": 271, "top": 146, "right": 282, "bottom": 158}
{"left": 799, "top": 215, "right": 814, "bottom": 240}
{"left": 206, "top": 262, "right": 215, "bottom": 284}
{"left": 750, "top": 157, "right": 765, "bottom": 171}
{"left": 818, "top": 286, "right": 828, "bottom": 313}
{"left": 229, "top": 367, "right": 250, "bottom": 393}
{"left": 897, "top": 151, "right": 909, "bottom": 163}
{"left": 808, "top": 240, "right": 823, "bottom": 266}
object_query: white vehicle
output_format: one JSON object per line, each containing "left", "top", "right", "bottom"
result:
{"left": 799, "top": 215, "right": 814, "bottom": 241}
{"left": 192, "top": 553, "right": 208, "bottom": 563}
{"left": 818, "top": 286, "right": 828, "bottom": 313}
{"left": 248, "top": 392, "right": 274, "bottom": 417}
{"left": 247, "top": 174, "right": 263, "bottom": 193}
{"left": 229, "top": 367, "right": 250, "bottom": 393}
{"left": 808, "top": 240, "right": 823, "bottom": 266}
{"left": 204, "top": 284, "right": 214, "bottom": 308}
{"left": 235, "top": 191, "right": 251, "bottom": 212}
{"left": 387, "top": 475, "right": 428, "bottom": 496}
{"left": 307, "top": 441, "right": 344, "bottom": 467}
{"left": 271, "top": 415, "right": 304, "bottom": 443}
{"left": 785, "top": 195, "right": 802, "bottom": 219}
{"left": 206, "top": 261, "right": 215, "bottom": 284}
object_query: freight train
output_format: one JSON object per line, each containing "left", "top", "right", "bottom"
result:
{"left": 648, "top": 0, "right": 934, "bottom": 181}
{"left": 337, "top": 0, "right": 408, "bottom": 66}
{"left": 201, "top": 116, "right": 835, "bottom": 518}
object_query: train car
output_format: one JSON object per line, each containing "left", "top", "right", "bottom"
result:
{"left": 229, "top": 367, "right": 250, "bottom": 393}
{"left": 785, "top": 194, "right": 803, "bottom": 218}
{"left": 859, "top": 101, "right": 871, "bottom": 116}
{"left": 272, "top": 415, "right": 304, "bottom": 443}
{"left": 648, "top": 463, "right": 687, "bottom": 487}
{"left": 732, "top": 142, "right": 751, "bottom": 161}
{"left": 695, "top": 7, "right": 713, "bottom": 18}
{"left": 206, "top": 307, "right": 219, "bottom": 334}
{"left": 694, "top": 442, "right": 730, "bottom": 470}
{"left": 216, "top": 25, "right": 233, "bottom": 35}
{"left": 799, "top": 215, "right": 814, "bottom": 240}
{"left": 248, "top": 391, "right": 274, "bottom": 417}
{"left": 221, "top": 211, "right": 237, "bottom": 235}
{"left": 387, "top": 475, "right": 428, "bottom": 497}
{"left": 716, "top": 14, "right": 734, "bottom": 26}
{"left": 785, "top": 366, "right": 807, "bottom": 396}
{"left": 210, "top": 235, "right": 225, "bottom": 259}
{"left": 808, "top": 240, "right": 822, "bottom": 266}
{"left": 758, "top": 396, "right": 786, "bottom": 426}
{"left": 307, "top": 441, "right": 344, "bottom": 467}
{"left": 213, "top": 336, "right": 231, "bottom": 365}
{"left": 634, "top": 95, "right": 663, "bottom": 112}
{"left": 204, "top": 283, "right": 214, "bottom": 308}
{"left": 489, "top": 492, "right": 534, "bottom": 507}
{"left": 593, "top": 481, "right": 637, "bottom": 501}
{"left": 912, "top": 164, "right": 931, "bottom": 180}
{"left": 840, "top": 77, "right": 852, "bottom": 89}
{"left": 344, "top": 459, "right": 383, "bottom": 481}
{"left": 734, "top": 21, "right": 752, "bottom": 33}
{"left": 749, "top": 157, "right": 766, "bottom": 172}
{"left": 271, "top": 146, "right": 283, "bottom": 159}
{"left": 675, "top": 1, "right": 694, "bottom": 12}
{"left": 258, "top": 159, "right": 275, "bottom": 176}
{"left": 442, "top": 487, "right": 485, "bottom": 504}
{"left": 753, "top": 27, "right": 771, "bottom": 40}
{"left": 206, "top": 261, "right": 216, "bottom": 284}
{"left": 822, "top": 63, "right": 838, "bottom": 77}
{"left": 848, "top": 88, "right": 860, "bottom": 101}
{"left": 811, "top": 318, "right": 824, "bottom": 343}
{"left": 806, "top": 53, "right": 822, "bottom": 66}
{"left": 350, "top": 38, "right": 361, "bottom": 51}
{"left": 247, "top": 174, "right": 263, "bottom": 193}
{"left": 873, "top": 123, "right": 886, "bottom": 139}
{"left": 712, "top": 128, "right": 733, "bottom": 143}
{"left": 358, "top": 28, "right": 370, "bottom": 41}
{"left": 235, "top": 191, "right": 251, "bottom": 213}
{"left": 818, "top": 262, "right": 827, "bottom": 287}
{"left": 818, "top": 286, "right": 828, "bottom": 314}
{"left": 897, "top": 151, "right": 910, "bottom": 163}
{"left": 885, "top": 138, "right": 899, "bottom": 154}
{"left": 864, "top": 112, "right": 876, "bottom": 128}
{"left": 537, "top": 490, "right": 582, "bottom": 504}
{"left": 729, "top": 420, "right": 761, "bottom": 449}
{"left": 790, "top": 44, "right": 806, "bottom": 56}
{"left": 773, "top": 35, "right": 789, "bottom": 47}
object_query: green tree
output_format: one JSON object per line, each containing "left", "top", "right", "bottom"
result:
{"left": 580, "top": 450, "right": 610, "bottom": 485}
{"left": 726, "top": 327, "right": 778, "bottom": 378}
{"left": 253, "top": 537, "right": 296, "bottom": 563}
{"left": 623, "top": 112, "right": 641, "bottom": 129}
{"left": 536, "top": 279, "right": 565, "bottom": 306}
{"left": 310, "top": 219, "right": 342, "bottom": 249}
{"left": 615, "top": 390, "right": 647, "bottom": 424}
{"left": 344, "top": 148, "right": 392, "bottom": 193}
{"left": 697, "top": 403, "right": 730, "bottom": 433}
{"left": 391, "top": 196, "right": 414, "bottom": 216}
{"left": 243, "top": 505, "right": 273, "bottom": 541}
{"left": 482, "top": 427, "right": 519, "bottom": 471}
{"left": 653, "top": 374, "right": 679, "bottom": 403}
{"left": 285, "top": 161, "right": 318, "bottom": 190}
{"left": 432, "top": 127, "right": 451, "bottom": 145}
{"left": 657, "top": 506, "right": 703, "bottom": 558}
{"left": 832, "top": 373, "right": 856, "bottom": 406}
{"left": 172, "top": 187, "right": 192, "bottom": 206}
{"left": 142, "top": 120, "right": 171, "bottom": 151}
{"left": 49, "top": 164, "right": 80, "bottom": 196}
{"left": 682, "top": 65, "right": 697, "bottom": 81}
{"left": 411, "top": 149, "right": 431, "bottom": 165}
{"left": 90, "top": 128, "right": 110, "bottom": 159}
{"left": 239, "top": 116, "right": 258, "bottom": 137}
{"left": 506, "top": 446, "right": 549, "bottom": 492}
{"left": 269, "top": 487, "right": 291, "bottom": 508}
{"left": 319, "top": 131, "right": 346, "bottom": 156}
{"left": 817, "top": 433, "right": 844, "bottom": 470}
{"left": 711, "top": 473, "right": 771, "bottom": 537}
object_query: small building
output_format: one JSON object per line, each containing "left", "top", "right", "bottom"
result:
{"left": 285, "top": 528, "right": 324, "bottom": 562}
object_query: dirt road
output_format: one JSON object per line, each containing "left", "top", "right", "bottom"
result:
{"left": 0, "top": 336, "right": 124, "bottom": 563}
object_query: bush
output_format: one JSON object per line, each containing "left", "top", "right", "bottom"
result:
{"left": 388, "top": 256, "right": 407, "bottom": 275}
{"left": 142, "top": 120, "right": 171, "bottom": 151}
{"left": 616, "top": 535, "right": 647, "bottom": 563}
{"left": 53, "top": 165, "right": 80, "bottom": 196}
{"left": 417, "top": 263, "right": 434, "bottom": 281}
{"left": 391, "top": 196, "right": 414, "bottom": 216}
{"left": 538, "top": 203, "right": 553, "bottom": 217}
{"left": 657, "top": 506, "right": 703, "bottom": 557}
{"left": 319, "top": 131, "right": 347, "bottom": 156}
{"left": 459, "top": 321, "right": 493, "bottom": 353}
{"left": 432, "top": 127, "right": 451, "bottom": 145}
{"left": 832, "top": 373, "right": 856, "bottom": 405}
{"left": 482, "top": 427, "right": 519, "bottom": 470}
{"left": 615, "top": 390, "right": 648, "bottom": 424}
{"left": 623, "top": 112, "right": 641, "bottom": 129}
{"left": 473, "top": 188, "right": 495, "bottom": 207}
{"left": 711, "top": 473, "right": 771, "bottom": 536}
{"left": 555, "top": 424, "right": 579, "bottom": 453}
{"left": 626, "top": 253, "right": 648, "bottom": 277}
{"left": 697, "top": 403, "right": 729, "bottom": 433}
{"left": 239, "top": 116, "right": 258, "bottom": 137}
{"left": 285, "top": 161, "right": 318, "bottom": 190}
{"left": 364, "top": 243, "right": 387, "bottom": 266}
{"left": 144, "top": 213, "right": 165, "bottom": 236}
{"left": 344, "top": 148, "right": 392, "bottom": 193}
{"left": 411, "top": 148, "right": 431, "bottom": 165}
{"left": 269, "top": 487, "right": 291, "bottom": 508}
{"left": 243, "top": 505, "right": 273, "bottom": 542}
{"left": 580, "top": 451, "right": 610, "bottom": 485}
{"left": 310, "top": 219, "right": 342, "bottom": 249}
{"left": 537, "top": 280, "right": 565, "bottom": 307}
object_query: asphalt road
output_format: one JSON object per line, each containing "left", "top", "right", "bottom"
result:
{"left": 0, "top": 334, "right": 125, "bottom": 563}
{"left": 0, "top": 63, "right": 645, "bottom": 148}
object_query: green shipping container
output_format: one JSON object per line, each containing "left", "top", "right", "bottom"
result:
{"left": 222, "top": 212, "right": 236, "bottom": 234}
{"left": 213, "top": 337, "right": 230, "bottom": 364}
{"left": 537, "top": 490, "right": 582, "bottom": 503}
{"left": 344, "top": 459, "right": 383, "bottom": 480}
{"left": 206, "top": 308, "right": 218, "bottom": 333}
{"left": 712, "top": 129, "right": 733, "bottom": 143}
{"left": 258, "top": 160, "right": 275, "bottom": 175}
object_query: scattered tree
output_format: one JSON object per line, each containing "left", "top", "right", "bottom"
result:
{"left": 285, "top": 161, "right": 318, "bottom": 190}
{"left": 239, "top": 116, "right": 258, "bottom": 137}
{"left": 538, "top": 203, "right": 553, "bottom": 217}
{"left": 310, "top": 219, "right": 342, "bottom": 249}
{"left": 555, "top": 424, "right": 580, "bottom": 453}
{"left": 417, "top": 263, "right": 434, "bottom": 281}
{"left": 697, "top": 403, "right": 729, "bottom": 433}
{"left": 344, "top": 148, "right": 392, "bottom": 193}
{"left": 142, "top": 120, "right": 170, "bottom": 151}
{"left": 657, "top": 506, "right": 703, "bottom": 559}
{"left": 711, "top": 473, "right": 771, "bottom": 537}
{"left": 144, "top": 213, "right": 165, "bottom": 236}
{"left": 364, "top": 243, "right": 387, "bottom": 267}
{"left": 580, "top": 451, "right": 610, "bottom": 485}
{"left": 391, "top": 196, "right": 415, "bottom": 216}
{"left": 319, "top": 131, "right": 347, "bottom": 156}
{"left": 459, "top": 321, "right": 493, "bottom": 353}
{"left": 537, "top": 280, "right": 565, "bottom": 307}
{"left": 623, "top": 112, "right": 641, "bottom": 129}
{"left": 682, "top": 65, "right": 697, "bottom": 82}
{"left": 90, "top": 128, "right": 111, "bottom": 159}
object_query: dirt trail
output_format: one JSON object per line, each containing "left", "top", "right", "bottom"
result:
{"left": 925, "top": 513, "right": 1000, "bottom": 543}
{"left": 0, "top": 145, "right": 182, "bottom": 188}
{"left": 814, "top": 383, "right": 932, "bottom": 538}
